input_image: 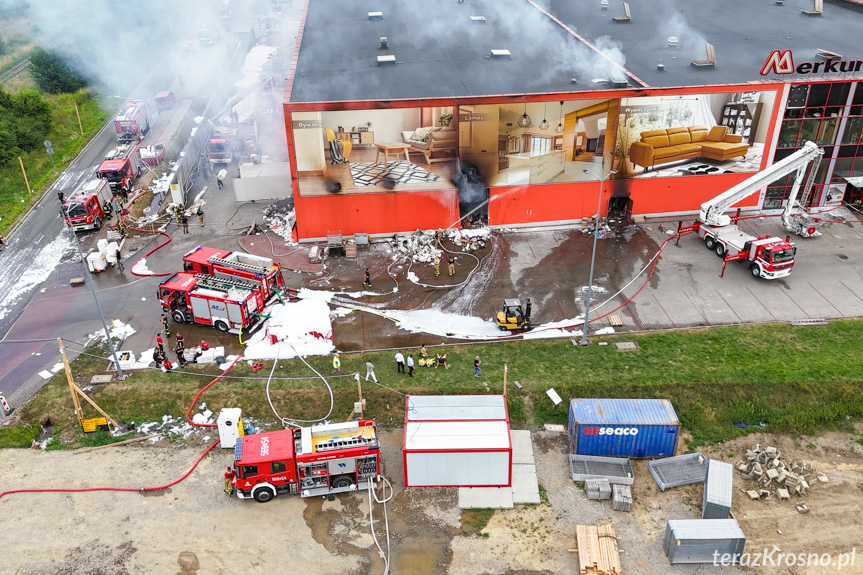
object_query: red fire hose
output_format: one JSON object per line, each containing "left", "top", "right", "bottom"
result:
{"left": 0, "top": 354, "right": 245, "bottom": 502}
{"left": 185, "top": 355, "right": 245, "bottom": 427}
{"left": 120, "top": 187, "right": 174, "bottom": 277}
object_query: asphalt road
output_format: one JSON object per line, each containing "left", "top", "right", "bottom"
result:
{"left": 0, "top": 33, "right": 247, "bottom": 408}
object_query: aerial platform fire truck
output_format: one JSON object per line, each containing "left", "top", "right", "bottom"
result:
{"left": 61, "top": 179, "right": 113, "bottom": 231}
{"left": 233, "top": 419, "right": 382, "bottom": 503}
{"left": 678, "top": 141, "right": 823, "bottom": 279}
{"left": 97, "top": 142, "right": 144, "bottom": 195}
{"left": 182, "top": 246, "right": 286, "bottom": 303}
{"left": 158, "top": 272, "right": 265, "bottom": 332}
{"left": 114, "top": 99, "right": 150, "bottom": 143}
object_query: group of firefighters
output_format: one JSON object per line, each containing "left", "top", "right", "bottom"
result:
{"left": 152, "top": 320, "right": 210, "bottom": 371}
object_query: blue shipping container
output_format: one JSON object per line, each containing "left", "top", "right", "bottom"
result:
{"left": 568, "top": 398, "right": 680, "bottom": 458}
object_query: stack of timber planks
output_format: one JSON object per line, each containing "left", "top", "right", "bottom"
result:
{"left": 576, "top": 524, "right": 622, "bottom": 575}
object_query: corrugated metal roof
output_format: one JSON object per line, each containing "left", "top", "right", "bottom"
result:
{"left": 406, "top": 394, "right": 507, "bottom": 421}
{"left": 569, "top": 398, "right": 680, "bottom": 426}
{"left": 404, "top": 421, "right": 511, "bottom": 451}
{"left": 233, "top": 174, "right": 292, "bottom": 202}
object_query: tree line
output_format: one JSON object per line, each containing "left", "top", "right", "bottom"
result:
{"left": 0, "top": 47, "right": 87, "bottom": 166}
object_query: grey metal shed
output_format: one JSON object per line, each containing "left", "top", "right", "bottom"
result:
{"left": 702, "top": 459, "right": 734, "bottom": 519}
{"left": 664, "top": 519, "right": 746, "bottom": 564}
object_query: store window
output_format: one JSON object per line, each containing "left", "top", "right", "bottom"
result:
{"left": 771, "top": 82, "right": 861, "bottom": 208}
{"left": 779, "top": 82, "right": 851, "bottom": 150}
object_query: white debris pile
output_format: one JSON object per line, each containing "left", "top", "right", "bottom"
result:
{"left": 191, "top": 402, "right": 214, "bottom": 425}
{"left": 243, "top": 298, "right": 335, "bottom": 360}
{"left": 136, "top": 414, "right": 197, "bottom": 440}
{"left": 393, "top": 230, "right": 442, "bottom": 263}
{"left": 87, "top": 319, "right": 136, "bottom": 345}
{"left": 445, "top": 226, "right": 491, "bottom": 252}
{"left": 263, "top": 200, "right": 296, "bottom": 243}
{"left": 737, "top": 444, "right": 828, "bottom": 508}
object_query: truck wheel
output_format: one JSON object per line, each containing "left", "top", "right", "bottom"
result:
{"left": 749, "top": 264, "right": 761, "bottom": 278}
{"left": 331, "top": 475, "right": 355, "bottom": 490}
{"left": 715, "top": 244, "right": 726, "bottom": 258}
{"left": 214, "top": 320, "right": 230, "bottom": 333}
{"left": 704, "top": 236, "right": 716, "bottom": 250}
{"left": 253, "top": 487, "right": 275, "bottom": 503}
{"left": 172, "top": 310, "right": 186, "bottom": 323}
{"left": 95, "top": 217, "right": 102, "bottom": 230}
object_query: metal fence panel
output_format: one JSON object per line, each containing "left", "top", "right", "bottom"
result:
{"left": 648, "top": 452, "right": 708, "bottom": 491}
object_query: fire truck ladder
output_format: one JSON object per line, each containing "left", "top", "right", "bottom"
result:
{"left": 315, "top": 435, "right": 376, "bottom": 452}
{"left": 193, "top": 273, "right": 257, "bottom": 292}
{"left": 208, "top": 255, "right": 267, "bottom": 274}
{"left": 797, "top": 153, "right": 821, "bottom": 212}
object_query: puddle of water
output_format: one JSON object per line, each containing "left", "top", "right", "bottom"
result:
{"left": 389, "top": 538, "right": 448, "bottom": 575}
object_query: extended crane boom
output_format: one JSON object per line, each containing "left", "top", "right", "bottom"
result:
{"left": 700, "top": 141, "right": 823, "bottom": 229}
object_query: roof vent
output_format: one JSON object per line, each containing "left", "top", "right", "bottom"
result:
{"left": 816, "top": 48, "right": 842, "bottom": 60}
{"left": 667, "top": 36, "right": 679, "bottom": 48}
{"left": 368, "top": 11, "right": 383, "bottom": 20}
{"left": 380, "top": 36, "right": 388, "bottom": 48}
{"left": 490, "top": 49, "right": 512, "bottom": 59}
{"left": 601, "top": 0, "right": 609, "bottom": 8}
{"left": 657, "top": 62, "right": 665, "bottom": 71}
{"left": 571, "top": 74, "right": 578, "bottom": 84}
{"left": 377, "top": 55, "right": 396, "bottom": 66}
{"left": 609, "top": 77, "right": 629, "bottom": 88}
{"left": 470, "top": 16, "right": 486, "bottom": 23}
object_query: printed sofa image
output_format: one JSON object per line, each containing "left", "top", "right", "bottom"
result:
{"left": 628, "top": 125, "right": 750, "bottom": 170}
{"left": 401, "top": 127, "right": 458, "bottom": 164}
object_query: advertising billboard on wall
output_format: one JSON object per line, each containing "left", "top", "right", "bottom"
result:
{"left": 613, "top": 89, "right": 778, "bottom": 180}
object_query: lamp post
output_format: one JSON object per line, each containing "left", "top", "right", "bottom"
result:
{"left": 580, "top": 168, "right": 617, "bottom": 346}
{"left": 62, "top": 202, "right": 127, "bottom": 380}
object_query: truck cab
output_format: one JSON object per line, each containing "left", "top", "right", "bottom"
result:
{"left": 62, "top": 179, "right": 112, "bottom": 231}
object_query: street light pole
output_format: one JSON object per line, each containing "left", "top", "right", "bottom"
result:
{"left": 62, "top": 203, "right": 127, "bottom": 380}
{"left": 580, "top": 168, "right": 617, "bottom": 346}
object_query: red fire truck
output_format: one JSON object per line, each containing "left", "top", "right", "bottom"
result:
{"left": 97, "top": 143, "right": 144, "bottom": 195}
{"left": 158, "top": 272, "right": 264, "bottom": 332}
{"left": 182, "top": 246, "right": 286, "bottom": 302}
{"left": 114, "top": 99, "right": 150, "bottom": 143}
{"left": 62, "top": 179, "right": 113, "bottom": 231}
{"left": 207, "top": 128, "right": 238, "bottom": 164}
{"left": 233, "top": 420, "right": 382, "bottom": 502}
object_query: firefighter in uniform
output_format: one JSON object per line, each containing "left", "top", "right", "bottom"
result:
{"left": 161, "top": 314, "right": 171, "bottom": 338}
{"left": 225, "top": 467, "right": 236, "bottom": 495}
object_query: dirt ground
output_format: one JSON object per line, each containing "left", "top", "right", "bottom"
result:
{"left": 1, "top": 425, "right": 861, "bottom": 575}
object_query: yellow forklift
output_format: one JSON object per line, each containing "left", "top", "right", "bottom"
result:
{"left": 496, "top": 298, "right": 532, "bottom": 331}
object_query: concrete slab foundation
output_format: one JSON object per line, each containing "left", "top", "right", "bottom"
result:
{"left": 458, "top": 487, "right": 514, "bottom": 509}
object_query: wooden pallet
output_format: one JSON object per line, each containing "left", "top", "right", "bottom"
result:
{"left": 576, "top": 524, "right": 622, "bottom": 575}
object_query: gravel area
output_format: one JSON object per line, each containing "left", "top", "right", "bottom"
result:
{"left": 2, "top": 426, "right": 860, "bottom": 574}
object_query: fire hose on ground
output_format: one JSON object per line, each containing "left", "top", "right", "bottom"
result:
{"left": 0, "top": 356, "right": 246, "bottom": 502}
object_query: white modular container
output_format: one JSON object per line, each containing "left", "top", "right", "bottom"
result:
{"left": 403, "top": 395, "right": 512, "bottom": 488}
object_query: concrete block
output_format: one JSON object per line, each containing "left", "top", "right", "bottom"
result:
{"left": 747, "top": 490, "right": 760, "bottom": 500}
{"left": 776, "top": 470, "right": 788, "bottom": 484}
{"left": 817, "top": 473, "right": 829, "bottom": 483}
{"left": 796, "top": 502, "right": 810, "bottom": 514}
{"left": 752, "top": 444, "right": 761, "bottom": 453}
{"left": 736, "top": 461, "right": 750, "bottom": 472}
{"left": 70, "top": 277, "right": 85, "bottom": 286}
{"left": 760, "top": 489, "right": 772, "bottom": 499}
{"left": 766, "top": 468, "right": 779, "bottom": 479}
{"left": 777, "top": 488, "right": 791, "bottom": 500}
